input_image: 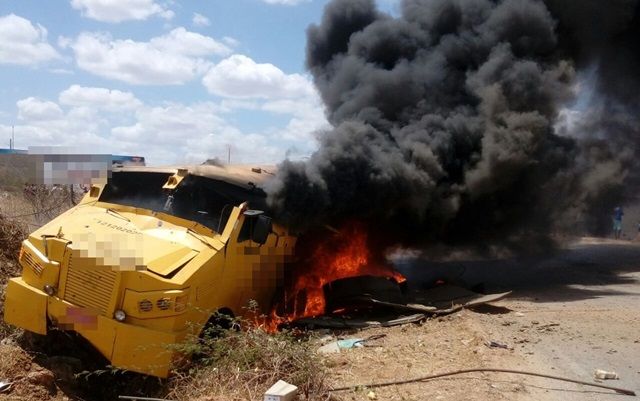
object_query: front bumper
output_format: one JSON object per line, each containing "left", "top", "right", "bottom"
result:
{"left": 4, "top": 278, "right": 48, "bottom": 335}
{"left": 4, "top": 277, "right": 182, "bottom": 378}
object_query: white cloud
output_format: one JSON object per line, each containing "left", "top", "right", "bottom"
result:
{"left": 202, "top": 54, "right": 315, "bottom": 99}
{"left": 59, "top": 85, "right": 142, "bottom": 111}
{"left": 70, "top": 0, "right": 174, "bottom": 23}
{"left": 212, "top": 96, "right": 329, "bottom": 144}
{"left": 192, "top": 13, "right": 210, "bottom": 27}
{"left": 149, "top": 27, "right": 230, "bottom": 57}
{"left": 262, "top": 97, "right": 329, "bottom": 143}
{"left": 49, "top": 68, "right": 74, "bottom": 75}
{"left": 69, "top": 28, "right": 230, "bottom": 85}
{"left": 111, "top": 102, "right": 288, "bottom": 164}
{"left": 202, "top": 54, "right": 328, "bottom": 146}
{"left": 57, "top": 35, "right": 72, "bottom": 48}
{"left": 0, "top": 14, "right": 60, "bottom": 65}
{"left": 222, "top": 37, "right": 240, "bottom": 48}
{"left": 261, "top": 0, "right": 310, "bottom": 5}
{"left": 12, "top": 96, "right": 110, "bottom": 149}
{"left": 9, "top": 84, "right": 326, "bottom": 165}
{"left": 111, "top": 102, "right": 226, "bottom": 143}
{"left": 17, "top": 97, "right": 64, "bottom": 121}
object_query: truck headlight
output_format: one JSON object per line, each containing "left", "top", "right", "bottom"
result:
{"left": 114, "top": 310, "right": 126, "bottom": 322}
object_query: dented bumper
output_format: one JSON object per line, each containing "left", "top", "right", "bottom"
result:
{"left": 4, "top": 277, "right": 183, "bottom": 378}
{"left": 4, "top": 278, "right": 48, "bottom": 335}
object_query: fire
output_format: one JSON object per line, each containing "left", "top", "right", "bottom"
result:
{"left": 267, "top": 223, "right": 405, "bottom": 329}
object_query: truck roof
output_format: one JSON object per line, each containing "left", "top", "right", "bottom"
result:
{"left": 112, "top": 164, "right": 277, "bottom": 190}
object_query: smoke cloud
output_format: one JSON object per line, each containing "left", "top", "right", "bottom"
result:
{"left": 266, "top": 0, "right": 640, "bottom": 254}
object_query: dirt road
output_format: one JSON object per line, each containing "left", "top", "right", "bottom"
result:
{"left": 328, "top": 239, "right": 640, "bottom": 400}
{"left": 2, "top": 237, "right": 638, "bottom": 400}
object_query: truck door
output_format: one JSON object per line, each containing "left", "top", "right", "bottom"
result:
{"left": 225, "top": 209, "right": 288, "bottom": 315}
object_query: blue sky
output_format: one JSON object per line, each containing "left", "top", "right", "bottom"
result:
{"left": 0, "top": 0, "right": 399, "bottom": 165}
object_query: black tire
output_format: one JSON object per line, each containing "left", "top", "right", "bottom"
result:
{"left": 199, "top": 308, "right": 235, "bottom": 339}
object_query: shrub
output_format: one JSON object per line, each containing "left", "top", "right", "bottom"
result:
{"left": 0, "top": 213, "right": 26, "bottom": 339}
{"left": 168, "top": 308, "right": 330, "bottom": 401}
{"left": 0, "top": 213, "right": 26, "bottom": 264}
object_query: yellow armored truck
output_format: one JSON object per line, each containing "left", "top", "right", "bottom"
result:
{"left": 4, "top": 165, "right": 296, "bottom": 377}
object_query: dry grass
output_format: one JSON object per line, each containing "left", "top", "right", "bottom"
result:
{"left": 0, "top": 184, "right": 74, "bottom": 340}
{"left": 167, "top": 313, "right": 332, "bottom": 401}
{"left": 0, "top": 184, "right": 79, "bottom": 229}
{"left": 18, "top": 185, "right": 79, "bottom": 225}
{"left": 0, "top": 213, "right": 26, "bottom": 263}
{"left": 0, "top": 213, "right": 27, "bottom": 340}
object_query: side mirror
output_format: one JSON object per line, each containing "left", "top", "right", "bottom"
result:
{"left": 252, "top": 215, "right": 272, "bottom": 245}
{"left": 240, "top": 210, "right": 272, "bottom": 245}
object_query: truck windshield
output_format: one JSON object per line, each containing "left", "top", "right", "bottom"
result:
{"left": 99, "top": 171, "right": 268, "bottom": 232}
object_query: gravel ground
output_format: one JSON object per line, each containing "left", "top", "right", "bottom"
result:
{"left": 1, "top": 238, "right": 638, "bottom": 400}
{"left": 328, "top": 239, "right": 640, "bottom": 400}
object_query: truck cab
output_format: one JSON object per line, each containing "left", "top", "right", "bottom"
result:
{"left": 4, "top": 165, "right": 296, "bottom": 377}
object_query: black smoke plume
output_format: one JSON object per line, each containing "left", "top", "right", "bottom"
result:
{"left": 547, "top": 0, "right": 640, "bottom": 234}
{"left": 266, "top": 0, "right": 640, "bottom": 254}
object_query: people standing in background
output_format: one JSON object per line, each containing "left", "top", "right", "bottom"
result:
{"left": 613, "top": 206, "right": 624, "bottom": 239}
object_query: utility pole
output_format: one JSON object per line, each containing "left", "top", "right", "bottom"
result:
{"left": 227, "top": 144, "right": 231, "bottom": 164}
{"left": 11, "top": 125, "right": 14, "bottom": 149}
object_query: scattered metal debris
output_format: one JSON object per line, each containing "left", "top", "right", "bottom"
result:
{"left": 317, "top": 341, "right": 342, "bottom": 354}
{"left": 264, "top": 380, "right": 298, "bottom": 401}
{"left": 594, "top": 369, "right": 619, "bottom": 380}
{"left": 323, "top": 276, "right": 405, "bottom": 313}
{"left": 337, "top": 339, "right": 364, "bottom": 349}
{"left": 0, "top": 381, "right": 12, "bottom": 394}
{"left": 296, "top": 284, "right": 511, "bottom": 329}
{"left": 485, "top": 340, "right": 511, "bottom": 350}
{"left": 318, "top": 334, "right": 387, "bottom": 353}
{"left": 297, "top": 313, "right": 426, "bottom": 329}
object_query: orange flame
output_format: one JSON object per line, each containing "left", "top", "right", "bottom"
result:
{"left": 267, "top": 223, "right": 405, "bottom": 329}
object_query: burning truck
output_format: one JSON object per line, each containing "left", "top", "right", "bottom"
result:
{"left": 8, "top": 0, "right": 638, "bottom": 380}
{"left": 3, "top": 165, "right": 299, "bottom": 377}
{"left": 3, "top": 164, "right": 404, "bottom": 377}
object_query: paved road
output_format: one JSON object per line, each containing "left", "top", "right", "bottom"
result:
{"left": 395, "top": 239, "right": 640, "bottom": 400}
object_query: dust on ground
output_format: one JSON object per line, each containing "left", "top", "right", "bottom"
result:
{"left": 1, "top": 180, "right": 639, "bottom": 400}
{"left": 326, "top": 240, "right": 640, "bottom": 401}
{"left": 323, "top": 311, "right": 527, "bottom": 401}
{"left": 0, "top": 343, "right": 69, "bottom": 401}
{"left": 1, "top": 237, "right": 639, "bottom": 401}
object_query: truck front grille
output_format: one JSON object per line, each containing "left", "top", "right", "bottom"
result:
{"left": 63, "top": 255, "right": 117, "bottom": 315}
{"left": 21, "top": 249, "right": 44, "bottom": 277}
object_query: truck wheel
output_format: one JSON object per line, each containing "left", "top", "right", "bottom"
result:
{"left": 200, "top": 308, "right": 235, "bottom": 339}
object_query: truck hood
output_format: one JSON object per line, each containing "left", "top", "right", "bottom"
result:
{"left": 33, "top": 205, "right": 209, "bottom": 277}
